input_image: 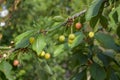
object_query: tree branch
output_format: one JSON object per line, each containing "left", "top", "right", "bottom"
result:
{"left": 63, "top": 9, "right": 87, "bottom": 26}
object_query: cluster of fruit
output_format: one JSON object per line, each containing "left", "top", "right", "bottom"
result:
{"left": 59, "top": 33, "right": 75, "bottom": 44}
{"left": 59, "top": 22, "right": 81, "bottom": 44}
{"left": 28, "top": 22, "right": 94, "bottom": 59}
{"left": 38, "top": 51, "right": 51, "bottom": 59}
{"left": 59, "top": 22, "right": 95, "bottom": 44}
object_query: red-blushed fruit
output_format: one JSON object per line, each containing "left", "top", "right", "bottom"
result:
{"left": 75, "top": 22, "right": 82, "bottom": 30}
{"left": 13, "top": 60, "right": 19, "bottom": 66}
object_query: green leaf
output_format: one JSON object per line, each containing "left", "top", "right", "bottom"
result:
{"left": 71, "top": 69, "right": 86, "bottom": 80}
{"left": 103, "top": 50, "right": 115, "bottom": 59}
{"left": 97, "top": 52, "right": 111, "bottom": 67}
{"left": 100, "top": 15, "right": 108, "bottom": 28}
{"left": 117, "top": 25, "right": 120, "bottom": 38}
{"left": 48, "top": 22, "right": 63, "bottom": 32}
{"left": 70, "top": 32, "right": 84, "bottom": 48}
{"left": 90, "top": 16, "right": 99, "bottom": 28}
{"left": 15, "top": 37, "right": 30, "bottom": 49}
{"left": 86, "top": 0, "right": 104, "bottom": 21}
{"left": 116, "top": 5, "right": 120, "bottom": 22}
{"left": 53, "top": 44, "right": 64, "bottom": 57}
{"left": 15, "top": 30, "right": 35, "bottom": 49}
{"left": 112, "top": 11, "right": 118, "bottom": 24}
{"left": 15, "top": 30, "right": 35, "bottom": 45}
{"left": 53, "top": 16, "right": 64, "bottom": 22}
{"left": 109, "top": 10, "right": 118, "bottom": 28}
{"left": 32, "top": 35, "right": 46, "bottom": 55}
{"left": 110, "top": 69, "right": 119, "bottom": 80}
{"left": 90, "top": 63, "right": 106, "bottom": 80}
{"left": 95, "top": 32, "right": 120, "bottom": 51}
{"left": 41, "top": 61, "right": 53, "bottom": 75}
{"left": 0, "top": 61, "right": 13, "bottom": 80}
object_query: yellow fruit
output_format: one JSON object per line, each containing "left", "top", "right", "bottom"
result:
{"left": 88, "top": 32, "right": 94, "bottom": 38}
{"left": 69, "top": 34, "right": 75, "bottom": 40}
{"left": 68, "top": 39, "right": 73, "bottom": 44}
{"left": 40, "top": 51, "right": 45, "bottom": 57}
{"left": 45, "top": 53, "right": 51, "bottom": 59}
{"left": 29, "top": 37, "right": 35, "bottom": 44}
{"left": 59, "top": 35, "right": 65, "bottom": 42}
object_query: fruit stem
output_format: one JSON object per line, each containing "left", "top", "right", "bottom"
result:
{"left": 71, "top": 19, "right": 74, "bottom": 34}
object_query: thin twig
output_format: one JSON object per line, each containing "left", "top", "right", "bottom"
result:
{"left": 63, "top": 9, "right": 87, "bottom": 26}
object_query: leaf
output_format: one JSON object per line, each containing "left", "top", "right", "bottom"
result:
{"left": 48, "top": 22, "right": 63, "bottom": 32}
{"left": 112, "top": 11, "right": 118, "bottom": 24}
{"left": 95, "top": 32, "right": 120, "bottom": 51}
{"left": 70, "top": 32, "right": 84, "bottom": 48}
{"left": 15, "top": 30, "right": 35, "bottom": 45}
{"left": 116, "top": 5, "right": 120, "bottom": 22}
{"left": 53, "top": 44, "right": 64, "bottom": 57}
{"left": 15, "top": 30, "right": 35, "bottom": 49}
{"left": 117, "top": 25, "right": 120, "bottom": 38}
{"left": 90, "top": 63, "right": 106, "bottom": 80}
{"left": 97, "top": 52, "right": 111, "bottom": 67}
{"left": 103, "top": 50, "right": 115, "bottom": 59}
{"left": 53, "top": 16, "right": 64, "bottom": 22}
{"left": 0, "top": 61, "right": 13, "bottom": 80}
{"left": 90, "top": 15, "right": 99, "bottom": 28}
{"left": 102, "top": 50, "right": 120, "bottom": 66}
{"left": 15, "top": 37, "right": 30, "bottom": 49}
{"left": 110, "top": 69, "right": 119, "bottom": 80}
{"left": 41, "top": 61, "right": 53, "bottom": 75}
{"left": 32, "top": 35, "right": 46, "bottom": 55}
{"left": 100, "top": 15, "right": 108, "bottom": 28}
{"left": 86, "top": 0, "right": 104, "bottom": 21}
{"left": 71, "top": 69, "right": 86, "bottom": 80}
{"left": 109, "top": 10, "right": 118, "bottom": 28}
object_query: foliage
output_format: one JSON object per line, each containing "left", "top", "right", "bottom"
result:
{"left": 0, "top": 0, "right": 120, "bottom": 80}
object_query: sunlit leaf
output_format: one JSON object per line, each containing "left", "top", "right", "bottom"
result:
{"left": 32, "top": 35, "right": 46, "bottom": 55}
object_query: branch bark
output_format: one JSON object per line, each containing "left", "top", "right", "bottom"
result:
{"left": 63, "top": 9, "right": 87, "bottom": 26}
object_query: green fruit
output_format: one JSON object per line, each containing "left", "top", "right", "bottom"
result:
{"left": 18, "top": 70, "right": 26, "bottom": 76}
{"left": 69, "top": 34, "right": 75, "bottom": 40}
{"left": 39, "top": 51, "right": 45, "bottom": 57}
{"left": 68, "top": 39, "right": 73, "bottom": 44}
{"left": 29, "top": 37, "right": 35, "bottom": 44}
{"left": 59, "top": 35, "right": 65, "bottom": 42}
